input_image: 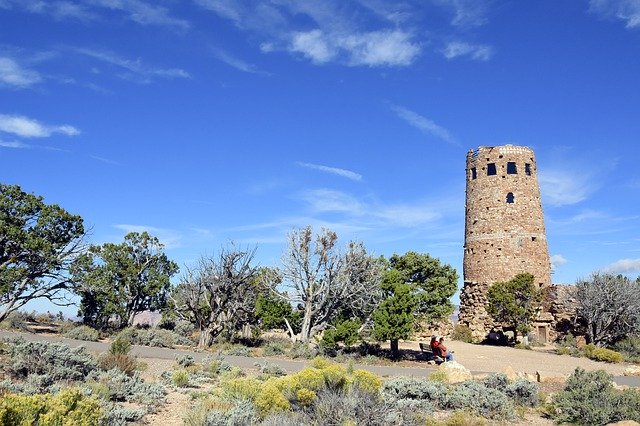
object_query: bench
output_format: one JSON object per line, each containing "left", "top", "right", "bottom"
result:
{"left": 419, "top": 342, "right": 445, "bottom": 364}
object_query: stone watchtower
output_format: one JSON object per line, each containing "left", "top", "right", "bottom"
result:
{"left": 459, "top": 145, "right": 551, "bottom": 339}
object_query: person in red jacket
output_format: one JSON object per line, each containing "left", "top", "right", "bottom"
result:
{"left": 430, "top": 335, "right": 439, "bottom": 351}
{"left": 436, "top": 337, "right": 454, "bottom": 362}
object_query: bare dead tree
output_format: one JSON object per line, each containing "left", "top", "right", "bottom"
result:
{"left": 170, "top": 246, "right": 259, "bottom": 347}
{"left": 575, "top": 272, "right": 640, "bottom": 346}
{"left": 281, "top": 226, "right": 383, "bottom": 342}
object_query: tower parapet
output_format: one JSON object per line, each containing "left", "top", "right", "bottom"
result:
{"left": 459, "top": 145, "right": 551, "bottom": 338}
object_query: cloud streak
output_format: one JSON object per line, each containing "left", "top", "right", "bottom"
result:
{"left": 0, "top": 114, "right": 80, "bottom": 138}
{"left": 0, "top": 57, "right": 42, "bottom": 88}
{"left": 72, "top": 47, "right": 190, "bottom": 83}
{"left": 391, "top": 105, "right": 457, "bottom": 145}
{"left": 539, "top": 169, "right": 594, "bottom": 207}
{"left": 211, "top": 47, "right": 260, "bottom": 74}
{"left": 589, "top": 0, "right": 640, "bottom": 29}
{"left": 297, "top": 162, "right": 363, "bottom": 181}
{"left": 442, "top": 41, "right": 493, "bottom": 61}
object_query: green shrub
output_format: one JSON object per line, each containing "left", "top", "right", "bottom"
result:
{"left": 4, "top": 338, "right": 97, "bottom": 382}
{"left": 97, "top": 352, "right": 139, "bottom": 376}
{"left": 614, "top": 336, "right": 640, "bottom": 363}
{"left": 177, "top": 354, "right": 196, "bottom": 368}
{"left": 88, "top": 368, "right": 166, "bottom": 408}
{"left": 254, "top": 361, "right": 287, "bottom": 377}
{"left": 0, "top": 311, "right": 29, "bottom": 331}
{"left": 583, "top": 344, "right": 623, "bottom": 363}
{"left": 451, "top": 325, "right": 473, "bottom": 343}
{"left": 321, "top": 319, "right": 361, "bottom": 349}
{"left": 311, "top": 388, "right": 390, "bottom": 426}
{"left": 172, "top": 369, "right": 190, "bottom": 388}
{"left": 109, "top": 335, "right": 132, "bottom": 355}
{"left": 64, "top": 325, "right": 100, "bottom": 342}
{"left": 201, "top": 356, "right": 232, "bottom": 377}
{"left": 288, "top": 342, "right": 317, "bottom": 359}
{"left": 552, "top": 367, "right": 640, "bottom": 425}
{"left": 0, "top": 388, "right": 103, "bottom": 426}
{"left": 444, "top": 381, "right": 514, "bottom": 420}
{"left": 263, "top": 341, "right": 287, "bottom": 356}
{"left": 223, "top": 345, "right": 251, "bottom": 357}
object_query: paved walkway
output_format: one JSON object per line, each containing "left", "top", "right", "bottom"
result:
{"left": 2, "top": 330, "right": 638, "bottom": 387}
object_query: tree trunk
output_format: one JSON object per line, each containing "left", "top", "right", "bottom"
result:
{"left": 199, "top": 328, "right": 215, "bottom": 348}
{"left": 300, "top": 303, "right": 313, "bottom": 342}
{"left": 390, "top": 339, "right": 399, "bottom": 357}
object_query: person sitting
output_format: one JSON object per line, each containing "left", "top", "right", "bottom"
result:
{"left": 430, "top": 335, "right": 439, "bottom": 352}
{"left": 436, "top": 337, "right": 454, "bottom": 362}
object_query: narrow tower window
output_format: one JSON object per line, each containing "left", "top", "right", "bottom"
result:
{"left": 487, "top": 163, "right": 496, "bottom": 175}
{"left": 470, "top": 167, "right": 477, "bottom": 180}
{"left": 525, "top": 163, "right": 531, "bottom": 175}
{"left": 506, "top": 192, "right": 515, "bottom": 203}
{"left": 507, "top": 162, "right": 517, "bottom": 174}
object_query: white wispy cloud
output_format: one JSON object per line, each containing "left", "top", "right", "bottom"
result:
{"left": 550, "top": 254, "right": 568, "bottom": 271}
{"left": 89, "top": 0, "right": 189, "bottom": 29}
{"left": 539, "top": 169, "right": 594, "bottom": 207}
{"left": 72, "top": 47, "right": 190, "bottom": 83}
{"left": 113, "top": 224, "right": 182, "bottom": 249}
{"left": 298, "top": 188, "right": 443, "bottom": 228}
{"left": 211, "top": 47, "right": 260, "bottom": 73}
{"left": 197, "top": 1, "right": 422, "bottom": 67}
{"left": 391, "top": 105, "right": 457, "bottom": 145}
{"left": 289, "top": 29, "right": 420, "bottom": 67}
{"left": 442, "top": 41, "right": 493, "bottom": 61}
{"left": 603, "top": 258, "right": 640, "bottom": 274}
{"left": 433, "top": 0, "right": 491, "bottom": 28}
{"left": 589, "top": 0, "right": 640, "bottom": 29}
{"left": 0, "top": 139, "right": 31, "bottom": 149}
{"left": 0, "top": 57, "right": 42, "bottom": 88}
{"left": 1, "top": 0, "right": 188, "bottom": 28}
{"left": 297, "top": 162, "right": 363, "bottom": 181}
{"left": 0, "top": 114, "right": 80, "bottom": 138}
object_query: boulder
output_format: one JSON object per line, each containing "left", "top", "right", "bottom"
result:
{"left": 536, "top": 371, "right": 567, "bottom": 384}
{"left": 502, "top": 365, "right": 518, "bottom": 381}
{"left": 438, "top": 361, "right": 473, "bottom": 383}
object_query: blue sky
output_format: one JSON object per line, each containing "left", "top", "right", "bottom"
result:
{"left": 2, "top": 0, "right": 640, "bottom": 315}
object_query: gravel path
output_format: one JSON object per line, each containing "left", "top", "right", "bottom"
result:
{"left": 2, "top": 330, "right": 638, "bottom": 387}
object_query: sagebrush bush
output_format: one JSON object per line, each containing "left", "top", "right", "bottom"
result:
{"left": 0, "top": 387, "right": 103, "bottom": 426}
{"left": 444, "top": 381, "right": 514, "bottom": 420}
{"left": 505, "top": 379, "right": 539, "bottom": 407}
{"left": 64, "top": 325, "right": 100, "bottom": 342}
{"left": 202, "top": 356, "right": 232, "bottom": 377}
{"left": 311, "top": 388, "right": 391, "bottom": 426}
{"left": 552, "top": 367, "right": 640, "bottom": 425}
{"left": 451, "top": 324, "right": 474, "bottom": 343}
{"left": 583, "top": 344, "right": 623, "bottom": 363}
{"left": 87, "top": 368, "right": 166, "bottom": 409}
{"left": 4, "top": 338, "right": 97, "bottom": 382}
{"left": 263, "top": 341, "right": 287, "bottom": 356}
{"left": 481, "top": 373, "right": 509, "bottom": 392}
{"left": 177, "top": 354, "right": 196, "bottom": 368}
{"left": 383, "top": 377, "right": 444, "bottom": 403}
{"left": 223, "top": 345, "right": 251, "bottom": 357}
{"left": 254, "top": 361, "right": 287, "bottom": 377}
{"left": 97, "top": 352, "right": 139, "bottom": 376}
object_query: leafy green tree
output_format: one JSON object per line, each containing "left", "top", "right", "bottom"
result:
{"left": 0, "top": 184, "right": 85, "bottom": 322}
{"left": 71, "top": 232, "right": 178, "bottom": 329}
{"left": 372, "top": 269, "right": 417, "bottom": 355}
{"left": 321, "top": 318, "right": 362, "bottom": 349}
{"left": 255, "top": 292, "right": 301, "bottom": 332}
{"left": 487, "top": 273, "right": 541, "bottom": 336}
{"left": 372, "top": 252, "right": 458, "bottom": 355}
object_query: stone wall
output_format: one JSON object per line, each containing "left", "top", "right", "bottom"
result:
{"left": 459, "top": 145, "right": 552, "bottom": 339}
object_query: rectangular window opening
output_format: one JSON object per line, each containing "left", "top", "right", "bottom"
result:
{"left": 471, "top": 167, "right": 477, "bottom": 180}
{"left": 507, "top": 162, "right": 517, "bottom": 174}
{"left": 525, "top": 163, "right": 532, "bottom": 176}
{"left": 487, "top": 163, "right": 497, "bottom": 175}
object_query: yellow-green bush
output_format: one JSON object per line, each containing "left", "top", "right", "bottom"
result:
{"left": 350, "top": 369, "right": 381, "bottom": 393}
{"left": 583, "top": 345, "right": 623, "bottom": 363}
{"left": 172, "top": 369, "right": 190, "bottom": 388}
{"left": 320, "top": 364, "right": 348, "bottom": 390}
{"left": 0, "top": 388, "right": 103, "bottom": 426}
{"left": 309, "top": 357, "right": 332, "bottom": 369}
{"left": 255, "top": 379, "right": 291, "bottom": 416}
{"left": 221, "top": 377, "right": 262, "bottom": 400}
{"left": 296, "top": 388, "right": 316, "bottom": 407}
{"left": 285, "top": 368, "right": 324, "bottom": 392}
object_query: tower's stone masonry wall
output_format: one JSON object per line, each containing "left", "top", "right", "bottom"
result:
{"left": 459, "top": 145, "right": 552, "bottom": 338}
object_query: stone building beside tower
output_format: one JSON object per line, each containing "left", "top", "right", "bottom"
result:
{"left": 458, "top": 145, "right": 553, "bottom": 341}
